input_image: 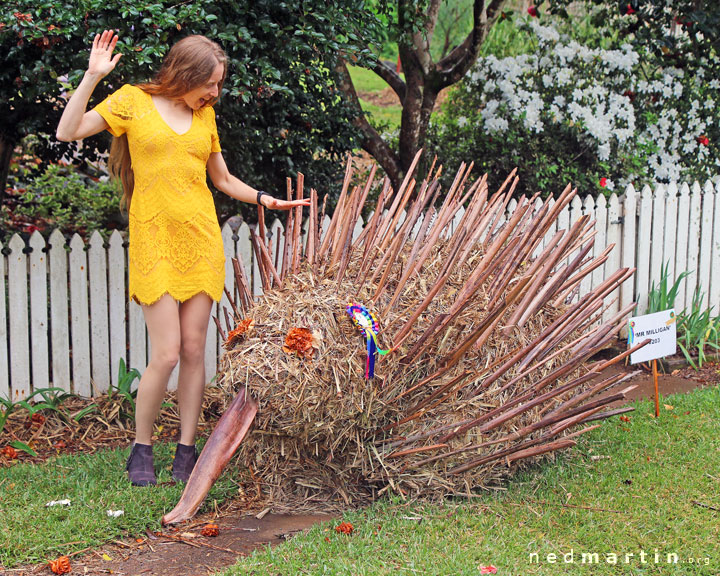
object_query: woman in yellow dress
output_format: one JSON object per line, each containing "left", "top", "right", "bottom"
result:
{"left": 57, "top": 30, "right": 309, "bottom": 486}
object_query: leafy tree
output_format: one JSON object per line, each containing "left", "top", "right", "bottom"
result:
{"left": 0, "top": 0, "right": 383, "bottom": 218}
{"left": 335, "top": 0, "right": 512, "bottom": 190}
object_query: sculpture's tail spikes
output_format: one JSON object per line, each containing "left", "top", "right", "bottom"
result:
{"left": 162, "top": 388, "right": 257, "bottom": 525}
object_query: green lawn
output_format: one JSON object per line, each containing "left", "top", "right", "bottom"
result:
{"left": 2, "top": 386, "right": 719, "bottom": 574}
{"left": 359, "top": 101, "right": 402, "bottom": 133}
{"left": 348, "top": 65, "right": 399, "bottom": 94}
{"left": 0, "top": 439, "right": 239, "bottom": 568}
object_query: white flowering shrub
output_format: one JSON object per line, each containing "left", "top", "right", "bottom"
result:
{"left": 430, "top": 18, "right": 719, "bottom": 196}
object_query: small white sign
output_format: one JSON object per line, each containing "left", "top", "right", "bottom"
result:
{"left": 628, "top": 309, "right": 677, "bottom": 364}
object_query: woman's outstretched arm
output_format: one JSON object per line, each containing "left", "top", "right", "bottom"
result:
{"left": 56, "top": 30, "right": 121, "bottom": 142}
{"left": 207, "top": 152, "right": 311, "bottom": 210}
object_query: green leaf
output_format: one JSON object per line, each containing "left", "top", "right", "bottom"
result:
{"left": 9, "top": 441, "right": 38, "bottom": 457}
{"left": 72, "top": 405, "right": 99, "bottom": 421}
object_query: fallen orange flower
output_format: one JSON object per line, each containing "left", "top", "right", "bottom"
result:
{"left": 224, "top": 318, "right": 255, "bottom": 349}
{"left": 201, "top": 523, "right": 220, "bottom": 537}
{"left": 31, "top": 413, "right": 46, "bottom": 426}
{"left": 49, "top": 556, "right": 71, "bottom": 574}
{"left": 283, "top": 327, "right": 320, "bottom": 358}
{"left": 1, "top": 446, "right": 18, "bottom": 459}
{"left": 335, "top": 521, "right": 354, "bottom": 535}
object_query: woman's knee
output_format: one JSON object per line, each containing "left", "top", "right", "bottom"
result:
{"left": 180, "top": 334, "right": 206, "bottom": 365}
{"left": 149, "top": 344, "right": 181, "bottom": 374}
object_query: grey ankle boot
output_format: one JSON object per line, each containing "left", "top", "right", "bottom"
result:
{"left": 172, "top": 443, "right": 198, "bottom": 482}
{"left": 126, "top": 443, "right": 156, "bottom": 486}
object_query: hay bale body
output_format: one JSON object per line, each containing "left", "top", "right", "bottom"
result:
{"left": 217, "top": 161, "right": 636, "bottom": 509}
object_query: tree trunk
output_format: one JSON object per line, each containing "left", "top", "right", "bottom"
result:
{"left": 398, "top": 83, "right": 439, "bottom": 174}
{"left": 335, "top": 61, "right": 404, "bottom": 190}
{"left": 397, "top": 43, "right": 440, "bottom": 176}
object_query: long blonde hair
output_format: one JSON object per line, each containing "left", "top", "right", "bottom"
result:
{"left": 108, "top": 35, "right": 227, "bottom": 210}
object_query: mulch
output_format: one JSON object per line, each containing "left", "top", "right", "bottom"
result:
{"left": 0, "top": 387, "right": 226, "bottom": 467}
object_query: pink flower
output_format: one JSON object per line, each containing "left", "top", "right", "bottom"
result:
{"left": 626, "top": 4, "right": 636, "bottom": 14}
{"left": 480, "top": 566, "right": 498, "bottom": 574}
{"left": 599, "top": 177, "right": 608, "bottom": 188}
{"left": 527, "top": 5, "right": 538, "bottom": 17}
{"left": 697, "top": 135, "right": 710, "bottom": 146}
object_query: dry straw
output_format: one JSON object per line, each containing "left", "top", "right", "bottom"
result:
{"left": 217, "top": 154, "right": 640, "bottom": 511}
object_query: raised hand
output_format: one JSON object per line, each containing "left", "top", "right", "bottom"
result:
{"left": 87, "top": 30, "right": 122, "bottom": 79}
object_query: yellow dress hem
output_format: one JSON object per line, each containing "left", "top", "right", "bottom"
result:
{"left": 131, "top": 289, "right": 222, "bottom": 307}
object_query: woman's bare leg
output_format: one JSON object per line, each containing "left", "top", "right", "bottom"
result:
{"left": 134, "top": 294, "right": 181, "bottom": 445}
{"left": 176, "top": 293, "right": 214, "bottom": 446}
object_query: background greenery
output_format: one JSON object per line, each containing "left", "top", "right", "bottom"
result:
{"left": 2, "top": 0, "right": 719, "bottom": 237}
{"left": 0, "top": 0, "right": 385, "bottom": 224}
{"left": 428, "top": 5, "right": 719, "bottom": 198}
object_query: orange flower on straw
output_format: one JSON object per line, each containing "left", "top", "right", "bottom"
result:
{"left": 224, "top": 318, "right": 255, "bottom": 349}
{"left": 335, "top": 521, "right": 354, "bottom": 535}
{"left": 31, "top": 413, "right": 46, "bottom": 426}
{"left": 1, "top": 446, "right": 18, "bottom": 459}
{"left": 201, "top": 523, "right": 220, "bottom": 537}
{"left": 283, "top": 327, "right": 320, "bottom": 359}
{"left": 49, "top": 556, "right": 71, "bottom": 574}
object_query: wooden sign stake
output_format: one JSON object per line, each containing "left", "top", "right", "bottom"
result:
{"left": 652, "top": 358, "right": 659, "bottom": 418}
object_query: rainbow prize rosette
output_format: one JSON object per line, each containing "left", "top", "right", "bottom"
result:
{"left": 345, "top": 302, "right": 392, "bottom": 379}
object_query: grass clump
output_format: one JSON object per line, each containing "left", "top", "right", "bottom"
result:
{"left": 647, "top": 262, "right": 720, "bottom": 369}
{"left": 677, "top": 289, "right": 720, "bottom": 369}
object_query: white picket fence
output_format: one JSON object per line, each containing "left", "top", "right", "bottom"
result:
{"left": 2, "top": 180, "right": 720, "bottom": 401}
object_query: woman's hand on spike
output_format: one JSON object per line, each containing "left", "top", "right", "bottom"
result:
{"left": 87, "top": 30, "right": 122, "bottom": 79}
{"left": 265, "top": 197, "right": 312, "bottom": 211}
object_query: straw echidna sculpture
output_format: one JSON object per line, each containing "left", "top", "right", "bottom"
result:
{"left": 162, "top": 155, "right": 641, "bottom": 524}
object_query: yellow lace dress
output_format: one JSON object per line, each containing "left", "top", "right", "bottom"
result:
{"left": 94, "top": 84, "right": 225, "bottom": 305}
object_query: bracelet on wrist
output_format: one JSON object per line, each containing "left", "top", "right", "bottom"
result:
{"left": 256, "top": 190, "right": 270, "bottom": 208}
